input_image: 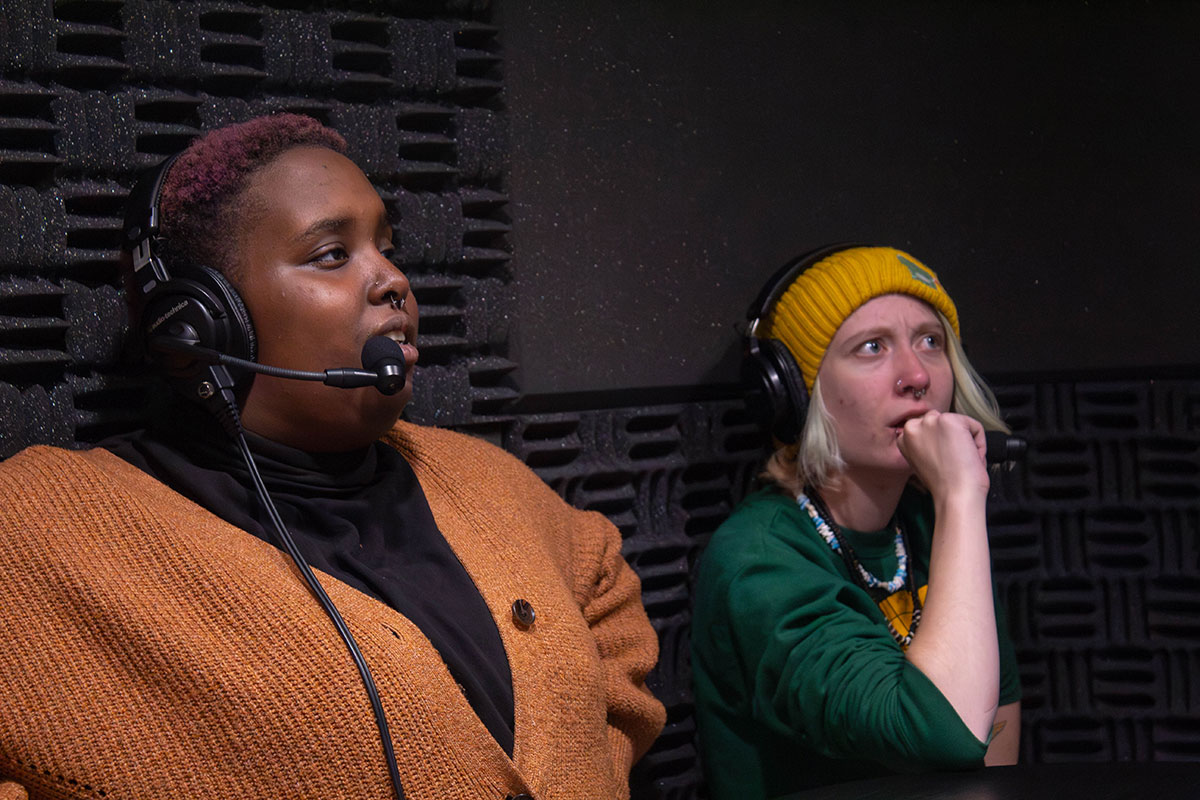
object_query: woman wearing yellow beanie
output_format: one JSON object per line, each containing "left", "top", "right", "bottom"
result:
{"left": 692, "top": 246, "right": 1021, "bottom": 796}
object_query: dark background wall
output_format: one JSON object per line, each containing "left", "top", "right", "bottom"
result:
{"left": 1, "top": 2, "right": 1198, "bottom": 800}
{"left": 500, "top": 0, "right": 1200, "bottom": 400}
{"left": 497, "top": 2, "right": 1200, "bottom": 796}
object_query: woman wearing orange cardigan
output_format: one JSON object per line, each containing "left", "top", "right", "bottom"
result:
{"left": 0, "top": 114, "right": 664, "bottom": 800}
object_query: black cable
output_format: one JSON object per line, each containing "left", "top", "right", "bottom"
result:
{"left": 210, "top": 381, "right": 405, "bottom": 800}
{"left": 234, "top": 434, "right": 405, "bottom": 799}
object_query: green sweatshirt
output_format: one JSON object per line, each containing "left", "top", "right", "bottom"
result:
{"left": 692, "top": 486, "right": 1021, "bottom": 798}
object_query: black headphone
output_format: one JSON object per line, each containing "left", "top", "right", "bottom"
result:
{"left": 120, "top": 152, "right": 409, "bottom": 800}
{"left": 742, "top": 242, "right": 865, "bottom": 444}
{"left": 122, "top": 154, "right": 258, "bottom": 387}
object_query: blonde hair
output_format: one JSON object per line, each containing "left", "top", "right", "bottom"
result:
{"left": 765, "top": 311, "right": 1008, "bottom": 495}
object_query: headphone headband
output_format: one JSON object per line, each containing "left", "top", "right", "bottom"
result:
{"left": 746, "top": 241, "right": 866, "bottom": 326}
{"left": 123, "top": 154, "right": 181, "bottom": 298}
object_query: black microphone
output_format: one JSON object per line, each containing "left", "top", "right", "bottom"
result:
{"left": 985, "top": 430, "right": 1027, "bottom": 464}
{"left": 150, "top": 327, "right": 407, "bottom": 395}
{"left": 360, "top": 336, "right": 407, "bottom": 395}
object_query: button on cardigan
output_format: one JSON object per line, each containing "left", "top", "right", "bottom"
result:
{"left": 0, "top": 420, "right": 665, "bottom": 799}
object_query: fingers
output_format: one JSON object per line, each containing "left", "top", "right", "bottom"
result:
{"left": 941, "top": 412, "right": 987, "bottom": 468}
{"left": 898, "top": 410, "right": 990, "bottom": 488}
{"left": 900, "top": 410, "right": 980, "bottom": 445}
{"left": 966, "top": 416, "right": 987, "bottom": 466}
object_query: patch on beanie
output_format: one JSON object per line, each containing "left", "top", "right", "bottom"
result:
{"left": 897, "top": 254, "right": 938, "bottom": 288}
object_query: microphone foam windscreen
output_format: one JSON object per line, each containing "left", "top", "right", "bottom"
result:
{"left": 361, "top": 336, "right": 404, "bottom": 370}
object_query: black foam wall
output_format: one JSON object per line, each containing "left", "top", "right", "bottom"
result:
{"left": 505, "top": 380, "right": 1200, "bottom": 798}
{"left": 0, "top": 0, "right": 510, "bottom": 456}
{"left": 2, "top": 3, "right": 1199, "bottom": 800}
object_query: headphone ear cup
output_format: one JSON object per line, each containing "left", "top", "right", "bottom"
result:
{"left": 200, "top": 266, "right": 257, "bottom": 362}
{"left": 768, "top": 339, "right": 809, "bottom": 441}
{"left": 140, "top": 265, "right": 257, "bottom": 375}
{"left": 742, "top": 337, "right": 810, "bottom": 445}
{"left": 743, "top": 243, "right": 867, "bottom": 447}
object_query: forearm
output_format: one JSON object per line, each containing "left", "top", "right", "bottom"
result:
{"left": 904, "top": 491, "right": 1000, "bottom": 742}
{"left": 985, "top": 702, "right": 1021, "bottom": 765}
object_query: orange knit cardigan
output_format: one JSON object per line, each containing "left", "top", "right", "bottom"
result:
{"left": 0, "top": 421, "right": 665, "bottom": 799}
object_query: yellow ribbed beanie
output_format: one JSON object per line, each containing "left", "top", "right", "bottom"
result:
{"left": 761, "top": 246, "right": 959, "bottom": 391}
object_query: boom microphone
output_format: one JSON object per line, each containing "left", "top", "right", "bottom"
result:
{"left": 150, "top": 327, "right": 407, "bottom": 395}
{"left": 360, "top": 336, "right": 407, "bottom": 396}
{"left": 985, "top": 430, "right": 1027, "bottom": 464}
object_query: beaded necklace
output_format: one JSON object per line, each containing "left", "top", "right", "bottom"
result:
{"left": 797, "top": 488, "right": 923, "bottom": 648}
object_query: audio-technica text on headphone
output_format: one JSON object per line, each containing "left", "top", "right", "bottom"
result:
{"left": 742, "top": 242, "right": 865, "bottom": 444}
{"left": 122, "top": 154, "right": 258, "bottom": 386}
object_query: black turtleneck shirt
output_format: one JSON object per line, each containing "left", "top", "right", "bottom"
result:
{"left": 102, "top": 403, "right": 515, "bottom": 756}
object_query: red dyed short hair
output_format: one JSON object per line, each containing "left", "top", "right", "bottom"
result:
{"left": 158, "top": 113, "right": 346, "bottom": 278}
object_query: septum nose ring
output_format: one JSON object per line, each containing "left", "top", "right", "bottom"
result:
{"left": 387, "top": 292, "right": 406, "bottom": 311}
{"left": 898, "top": 378, "right": 927, "bottom": 400}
